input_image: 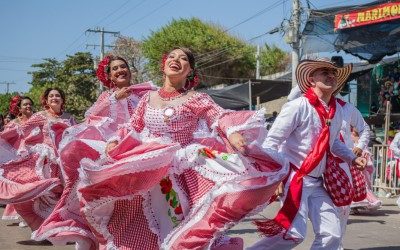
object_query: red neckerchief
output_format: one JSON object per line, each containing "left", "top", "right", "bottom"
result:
{"left": 255, "top": 88, "right": 336, "bottom": 238}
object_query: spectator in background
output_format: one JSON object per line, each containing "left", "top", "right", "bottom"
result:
{"left": 266, "top": 111, "right": 278, "bottom": 123}
{"left": 3, "top": 113, "right": 15, "bottom": 125}
{"left": 370, "top": 102, "right": 379, "bottom": 114}
{"left": 390, "top": 91, "right": 400, "bottom": 113}
{"left": 266, "top": 111, "right": 278, "bottom": 130}
{"left": 389, "top": 68, "right": 400, "bottom": 82}
{"left": 0, "top": 114, "right": 4, "bottom": 132}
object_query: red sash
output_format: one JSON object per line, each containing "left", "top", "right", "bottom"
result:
{"left": 255, "top": 88, "right": 336, "bottom": 238}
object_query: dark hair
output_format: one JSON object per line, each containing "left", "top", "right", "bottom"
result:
{"left": 41, "top": 87, "right": 66, "bottom": 109}
{"left": 106, "top": 55, "right": 131, "bottom": 75}
{"left": 5, "top": 112, "right": 15, "bottom": 120}
{"left": 17, "top": 96, "right": 34, "bottom": 108}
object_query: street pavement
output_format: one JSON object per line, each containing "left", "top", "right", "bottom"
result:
{"left": 0, "top": 197, "right": 399, "bottom": 250}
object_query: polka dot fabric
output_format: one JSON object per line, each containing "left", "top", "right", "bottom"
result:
{"left": 131, "top": 92, "right": 223, "bottom": 146}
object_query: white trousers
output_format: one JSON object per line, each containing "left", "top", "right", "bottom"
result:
{"left": 248, "top": 177, "right": 342, "bottom": 250}
{"left": 336, "top": 205, "right": 350, "bottom": 250}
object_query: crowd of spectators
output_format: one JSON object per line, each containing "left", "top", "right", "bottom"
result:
{"left": 377, "top": 68, "right": 400, "bottom": 113}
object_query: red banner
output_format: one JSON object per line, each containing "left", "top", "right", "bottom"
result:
{"left": 334, "top": 2, "right": 400, "bottom": 30}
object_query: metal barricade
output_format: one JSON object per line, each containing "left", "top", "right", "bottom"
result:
{"left": 372, "top": 144, "right": 400, "bottom": 196}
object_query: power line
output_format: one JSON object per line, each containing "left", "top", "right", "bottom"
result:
{"left": 0, "top": 68, "right": 30, "bottom": 72}
{"left": 199, "top": 73, "right": 250, "bottom": 80}
{"left": 197, "top": 27, "right": 279, "bottom": 70}
{"left": 0, "top": 81, "right": 16, "bottom": 93}
{"left": 199, "top": 55, "right": 245, "bottom": 71}
{"left": 103, "top": 0, "right": 147, "bottom": 27}
{"left": 0, "top": 60, "right": 41, "bottom": 63}
{"left": 56, "top": 32, "right": 86, "bottom": 59}
{"left": 54, "top": 0, "right": 134, "bottom": 59}
{"left": 121, "top": 0, "right": 173, "bottom": 32}
{"left": 0, "top": 55, "right": 41, "bottom": 62}
{"left": 223, "top": 0, "right": 285, "bottom": 32}
{"left": 195, "top": 1, "right": 286, "bottom": 68}
{"left": 94, "top": 0, "right": 131, "bottom": 26}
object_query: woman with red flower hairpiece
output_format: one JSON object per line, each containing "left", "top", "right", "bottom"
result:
{"left": 5, "top": 95, "right": 35, "bottom": 129}
{"left": 1, "top": 95, "right": 35, "bottom": 226}
{"left": 0, "top": 88, "right": 75, "bottom": 238}
{"left": 77, "top": 47, "right": 288, "bottom": 250}
{"left": 32, "top": 55, "right": 155, "bottom": 250}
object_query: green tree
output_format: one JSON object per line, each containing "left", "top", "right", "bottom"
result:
{"left": 0, "top": 92, "right": 17, "bottom": 115}
{"left": 30, "top": 58, "right": 62, "bottom": 87}
{"left": 27, "top": 52, "right": 97, "bottom": 120}
{"left": 142, "top": 18, "right": 256, "bottom": 86}
{"left": 259, "top": 44, "right": 290, "bottom": 76}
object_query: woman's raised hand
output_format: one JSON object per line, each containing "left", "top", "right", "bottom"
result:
{"left": 115, "top": 87, "right": 131, "bottom": 100}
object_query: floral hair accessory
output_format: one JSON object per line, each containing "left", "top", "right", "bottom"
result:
{"left": 185, "top": 68, "right": 200, "bottom": 90}
{"left": 96, "top": 56, "right": 112, "bottom": 88}
{"left": 9, "top": 95, "right": 21, "bottom": 116}
{"left": 160, "top": 53, "right": 168, "bottom": 72}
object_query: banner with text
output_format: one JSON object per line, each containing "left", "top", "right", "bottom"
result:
{"left": 334, "top": 2, "right": 400, "bottom": 30}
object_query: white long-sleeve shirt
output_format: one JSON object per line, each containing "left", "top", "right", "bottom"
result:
{"left": 263, "top": 96, "right": 356, "bottom": 178}
{"left": 390, "top": 132, "right": 400, "bottom": 158}
{"left": 339, "top": 101, "right": 370, "bottom": 150}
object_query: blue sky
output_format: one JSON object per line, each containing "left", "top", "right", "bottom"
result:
{"left": 0, "top": 0, "right": 373, "bottom": 94}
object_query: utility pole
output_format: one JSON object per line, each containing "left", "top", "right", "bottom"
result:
{"left": 291, "top": 0, "right": 301, "bottom": 88}
{"left": 248, "top": 80, "right": 252, "bottom": 110}
{"left": 256, "top": 45, "right": 260, "bottom": 79}
{"left": 86, "top": 27, "right": 120, "bottom": 92}
{"left": 0, "top": 81, "right": 16, "bottom": 93}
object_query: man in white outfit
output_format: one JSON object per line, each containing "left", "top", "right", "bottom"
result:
{"left": 389, "top": 131, "right": 400, "bottom": 208}
{"left": 249, "top": 58, "right": 366, "bottom": 250}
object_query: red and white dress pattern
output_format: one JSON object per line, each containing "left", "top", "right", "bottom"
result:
{"left": 0, "top": 111, "right": 74, "bottom": 230}
{"left": 32, "top": 83, "right": 155, "bottom": 250}
{"left": 78, "top": 91, "right": 288, "bottom": 250}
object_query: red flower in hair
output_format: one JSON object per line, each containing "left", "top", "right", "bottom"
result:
{"left": 160, "top": 53, "right": 168, "bottom": 73}
{"left": 9, "top": 95, "right": 21, "bottom": 116}
{"left": 96, "top": 56, "right": 112, "bottom": 88}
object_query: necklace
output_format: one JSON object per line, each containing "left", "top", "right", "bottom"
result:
{"left": 158, "top": 87, "right": 187, "bottom": 101}
{"left": 47, "top": 109, "right": 62, "bottom": 118}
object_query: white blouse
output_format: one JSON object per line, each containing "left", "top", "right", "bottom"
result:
{"left": 263, "top": 96, "right": 355, "bottom": 178}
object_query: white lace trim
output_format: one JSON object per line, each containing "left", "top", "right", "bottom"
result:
{"left": 161, "top": 162, "right": 288, "bottom": 249}
{"left": 33, "top": 189, "right": 60, "bottom": 219}
{"left": 0, "top": 174, "right": 60, "bottom": 204}
{"left": 59, "top": 124, "right": 89, "bottom": 152}
{"left": 29, "top": 144, "right": 57, "bottom": 179}
{"left": 109, "top": 93, "right": 118, "bottom": 121}
{"left": 225, "top": 109, "right": 266, "bottom": 138}
{"left": 142, "top": 191, "right": 162, "bottom": 246}
{"left": 1, "top": 214, "right": 20, "bottom": 220}
{"left": 32, "top": 225, "right": 96, "bottom": 245}
{"left": 106, "top": 135, "right": 121, "bottom": 144}
{"left": 59, "top": 182, "right": 86, "bottom": 223}
{"left": 81, "top": 144, "right": 179, "bottom": 178}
